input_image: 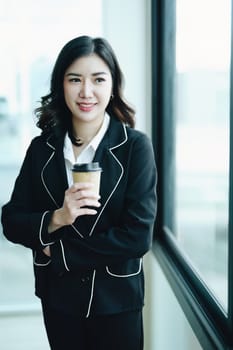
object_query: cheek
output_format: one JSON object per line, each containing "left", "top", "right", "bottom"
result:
{"left": 102, "top": 93, "right": 112, "bottom": 106}
{"left": 103, "top": 83, "right": 113, "bottom": 102}
{"left": 63, "top": 91, "right": 69, "bottom": 107}
{"left": 63, "top": 84, "right": 69, "bottom": 101}
{"left": 64, "top": 86, "right": 75, "bottom": 103}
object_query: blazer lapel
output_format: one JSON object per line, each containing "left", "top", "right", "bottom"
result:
{"left": 72, "top": 117, "right": 128, "bottom": 237}
{"left": 41, "top": 135, "right": 68, "bottom": 208}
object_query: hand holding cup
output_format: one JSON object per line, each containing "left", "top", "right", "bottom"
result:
{"left": 48, "top": 163, "right": 102, "bottom": 232}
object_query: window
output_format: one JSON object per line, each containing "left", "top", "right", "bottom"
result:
{"left": 175, "top": 0, "right": 230, "bottom": 311}
{"left": 152, "top": 0, "right": 233, "bottom": 348}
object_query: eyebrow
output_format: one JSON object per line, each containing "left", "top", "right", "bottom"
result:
{"left": 65, "top": 72, "right": 109, "bottom": 77}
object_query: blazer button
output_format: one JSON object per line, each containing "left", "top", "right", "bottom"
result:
{"left": 81, "top": 276, "right": 90, "bottom": 283}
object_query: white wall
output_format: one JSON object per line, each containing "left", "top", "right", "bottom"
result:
{"left": 102, "top": 1, "right": 203, "bottom": 349}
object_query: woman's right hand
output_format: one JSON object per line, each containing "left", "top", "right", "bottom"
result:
{"left": 48, "top": 182, "right": 101, "bottom": 233}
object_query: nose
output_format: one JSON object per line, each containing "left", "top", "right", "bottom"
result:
{"left": 79, "top": 80, "right": 93, "bottom": 99}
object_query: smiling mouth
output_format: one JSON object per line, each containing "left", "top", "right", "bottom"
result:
{"left": 77, "top": 103, "right": 96, "bottom": 112}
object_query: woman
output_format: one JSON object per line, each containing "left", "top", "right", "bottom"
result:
{"left": 1, "top": 36, "right": 157, "bottom": 350}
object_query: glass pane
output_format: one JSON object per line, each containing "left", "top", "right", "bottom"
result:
{"left": 174, "top": 0, "right": 231, "bottom": 310}
{"left": 0, "top": 0, "right": 102, "bottom": 309}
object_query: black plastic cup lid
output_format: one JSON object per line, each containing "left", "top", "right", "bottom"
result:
{"left": 72, "top": 162, "right": 102, "bottom": 172}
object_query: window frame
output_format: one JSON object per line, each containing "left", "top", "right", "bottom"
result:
{"left": 151, "top": 0, "right": 233, "bottom": 348}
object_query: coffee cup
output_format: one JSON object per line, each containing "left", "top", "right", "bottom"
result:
{"left": 71, "top": 162, "right": 102, "bottom": 195}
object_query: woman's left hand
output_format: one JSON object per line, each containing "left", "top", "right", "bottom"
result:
{"left": 43, "top": 246, "right": 51, "bottom": 257}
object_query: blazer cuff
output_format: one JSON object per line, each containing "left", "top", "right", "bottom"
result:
{"left": 34, "top": 210, "right": 66, "bottom": 250}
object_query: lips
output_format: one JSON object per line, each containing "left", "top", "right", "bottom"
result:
{"left": 78, "top": 102, "right": 96, "bottom": 112}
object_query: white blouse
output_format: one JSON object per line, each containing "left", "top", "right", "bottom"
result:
{"left": 63, "top": 113, "right": 110, "bottom": 186}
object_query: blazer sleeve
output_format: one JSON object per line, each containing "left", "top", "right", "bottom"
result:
{"left": 1, "top": 140, "right": 60, "bottom": 250}
{"left": 51, "top": 133, "right": 157, "bottom": 271}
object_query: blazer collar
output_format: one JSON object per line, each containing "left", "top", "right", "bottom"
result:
{"left": 76, "top": 118, "right": 129, "bottom": 237}
{"left": 41, "top": 132, "right": 68, "bottom": 207}
{"left": 103, "top": 116, "right": 128, "bottom": 150}
{"left": 45, "top": 116, "right": 128, "bottom": 152}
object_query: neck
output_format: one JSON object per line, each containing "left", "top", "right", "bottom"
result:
{"left": 71, "top": 116, "right": 104, "bottom": 146}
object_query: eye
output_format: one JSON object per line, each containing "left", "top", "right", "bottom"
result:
{"left": 69, "top": 77, "right": 81, "bottom": 83}
{"left": 95, "top": 77, "right": 105, "bottom": 84}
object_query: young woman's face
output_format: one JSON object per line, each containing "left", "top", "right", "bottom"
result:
{"left": 63, "top": 53, "right": 113, "bottom": 126}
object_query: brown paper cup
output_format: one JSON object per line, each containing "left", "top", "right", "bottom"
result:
{"left": 72, "top": 162, "right": 102, "bottom": 195}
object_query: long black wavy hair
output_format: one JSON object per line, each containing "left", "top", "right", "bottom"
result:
{"left": 35, "top": 35, "right": 135, "bottom": 135}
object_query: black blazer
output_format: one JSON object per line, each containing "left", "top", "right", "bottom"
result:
{"left": 1, "top": 117, "right": 157, "bottom": 317}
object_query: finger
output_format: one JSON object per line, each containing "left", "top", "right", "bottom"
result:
{"left": 77, "top": 208, "right": 98, "bottom": 216}
{"left": 66, "top": 183, "right": 93, "bottom": 195}
{"left": 43, "top": 246, "right": 51, "bottom": 257}
{"left": 78, "top": 198, "right": 101, "bottom": 208}
{"left": 74, "top": 189, "right": 100, "bottom": 200}
{"left": 71, "top": 182, "right": 95, "bottom": 192}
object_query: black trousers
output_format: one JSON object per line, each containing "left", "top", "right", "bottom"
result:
{"left": 42, "top": 302, "right": 144, "bottom": 350}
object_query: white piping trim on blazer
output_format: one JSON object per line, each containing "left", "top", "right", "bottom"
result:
{"left": 43, "top": 142, "right": 84, "bottom": 239}
{"left": 41, "top": 143, "right": 59, "bottom": 208}
{"left": 45, "top": 141, "right": 84, "bottom": 239}
{"left": 33, "top": 251, "right": 51, "bottom": 266}
{"left": 59, "top": 240, "right": 70, "bottom": 272}
{"left": 71, "top": 224, "right": 84, "bottom": 239}
{"left": 106, "top": 258, "right": 142, "bottom": 278}
{"left": 88, "top": 123, "right": 128, "bottom": 237}
{"left": 86, "top": 269, "right": 96, "bottom": 318}
{"left": 42, "top": 141, "right": 71, "bottom": 270}
{"left": 39, "top": 211, "right": 55, "bottom": 246}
